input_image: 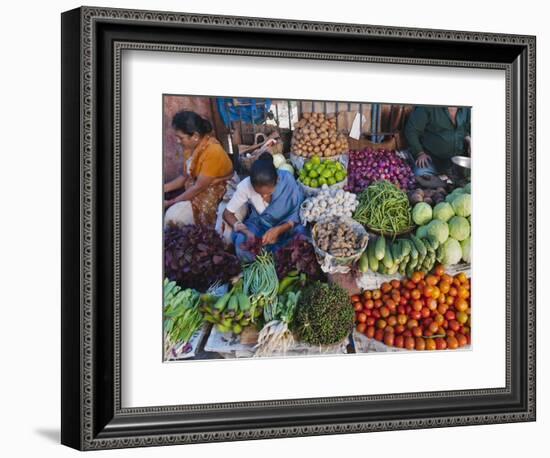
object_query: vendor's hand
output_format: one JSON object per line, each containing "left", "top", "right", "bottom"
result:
{"left": 234, "top": 222, "right": 248, "bottom": 234}
{"left": 416, "top": 153, "right": 432, "bottom": 169}
{"left": 261, "top": 227, "right": 282, "bottom": 246}
{"left": 235, "top": 224, "right": 256, "bottom": 242}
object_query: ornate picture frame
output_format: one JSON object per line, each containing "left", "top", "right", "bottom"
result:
{"left": 61, "top": 6, "right": 536, "bottom": 450}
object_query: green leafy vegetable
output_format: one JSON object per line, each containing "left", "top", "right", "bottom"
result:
{"left": 255, "top": 291, "right": 301, "bottom": 357}
{"left": 416, "top": 225, "right": 429, "bottom": 239}
{"left": 432, "top": 202, "right": 455, "bottom": 223}
{"left": 274, "top": 235, "right": 325, "bottom": 281}
{"left": 412, "top": 202, "right": 433, "bottom": 225}
{"left": 163, "top": 279, "right": 203, "bottom": 358}
{"left": 451, "top": 193, "right": 472, "bottom": 217}
{"left": 461, "top": 237, "right": 471, "bottom": 263}
{"left": 164, "top": 224, "right": 241, "bottom": 292}
{"left": 437, "top": 237, "right": 462, "bottom": 266}
{"left": 426, "top": 219, "right": 450, "bottom": 244}
{"left": 448, "top": 216, "right": 470, "bottom": 241}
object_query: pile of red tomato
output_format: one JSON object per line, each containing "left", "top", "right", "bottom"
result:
{"left": 352, "top": 265, "right": 471, "bottom": 351}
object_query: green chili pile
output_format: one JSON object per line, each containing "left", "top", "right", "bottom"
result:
{"left": 353, "top": 180, "right": 412, "bottom": 235}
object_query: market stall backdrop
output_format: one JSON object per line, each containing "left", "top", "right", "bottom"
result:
{"left": 163, "top": 94, "right": 415, "bottom": 182}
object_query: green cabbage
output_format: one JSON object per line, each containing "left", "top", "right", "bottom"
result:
{"left": 451, "top": 193, "right": 471, "bottom": 217}
{"left": 272, "top": 153, "right": 287, "bottom": 168}
{"left": 445, "top": 188, "right": 464, "bottom": 203}
{"left": 448, "top": 216, "right": 470, "bottom": 241}
{"left": 437, "top": 237, "right": 462, "bottom": 266}
{"left": 426, "top": 219, "right": 449, "bottom": 244}
{"left": 463, "top": 182, "right": 471, "bottom": 194}
{"left": 416, "top": 225, "right": 429, "bottom": 239}
{"left": 412, "top": 202, "right": 433, "bottom": 225}
{"left": 432, "top": 202, "right": 455, "bottom": 223}
{"left": 278, "top": 162, "right": 295, "bottom": 175}
{"left": 460, "top": 237, "right": 471, "bottom": 263}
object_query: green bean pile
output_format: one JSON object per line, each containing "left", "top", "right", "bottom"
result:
{"left": 353, "top": 181, "right": 412, "bottom": 235}
{"left": 243, "top": 251, "right": 279, "bottom": 321}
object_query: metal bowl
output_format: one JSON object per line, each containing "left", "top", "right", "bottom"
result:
{"left": 451, "top": 155, "right": 471, "bottom": 169}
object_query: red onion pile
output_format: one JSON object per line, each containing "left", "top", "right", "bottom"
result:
{"left": 345, "top": 148, "right": 416, "bottom": 193}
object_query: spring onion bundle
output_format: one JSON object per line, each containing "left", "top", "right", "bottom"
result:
{"left": 255, "top": 291, "right": 301, "bottom": 357}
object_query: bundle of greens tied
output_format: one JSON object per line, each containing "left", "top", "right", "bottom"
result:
{"left": 163, "top": 279, "right": 204, "bottom": 359}
{"left": 254, "top": 291, "right": 301, "bottom": 357}
{"left": 243, "top": 251, "right": 279, "bottom": 322}
{"left": 353, "top": 180, "right": 412, "bottom": 235}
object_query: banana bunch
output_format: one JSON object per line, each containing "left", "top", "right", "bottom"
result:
{"left": 200, "top": 280, "right": 261, "bottom": 335}
{"left": 359, "top": 234, "right": 440, "bottom": 277}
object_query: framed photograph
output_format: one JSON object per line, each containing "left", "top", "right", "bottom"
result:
{"left": 61, "top": 6, "right": 536, "bottom": 451}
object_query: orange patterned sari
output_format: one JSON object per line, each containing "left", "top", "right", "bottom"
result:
{"left": 184, "top": 135, "right": 233, "bottom": 226}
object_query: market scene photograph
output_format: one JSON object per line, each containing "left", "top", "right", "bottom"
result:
{"left": 163, "top": 95, "right": 472, "bottom": 361}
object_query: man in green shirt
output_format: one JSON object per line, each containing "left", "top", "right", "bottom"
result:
{"left": 404, "top": 106, "right": 471, "bottom": 176}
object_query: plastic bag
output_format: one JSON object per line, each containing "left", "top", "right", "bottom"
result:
{"left": 311, "top": 217, "right": 368, "bottom": 274}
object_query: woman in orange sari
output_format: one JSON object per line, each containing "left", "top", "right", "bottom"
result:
{"left": 164, "top": 111, "right": 234, "bottom": 227}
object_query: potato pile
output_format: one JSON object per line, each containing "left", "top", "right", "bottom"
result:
{"left": 314, "top": 220, "right": 365, "bottom": 257}
{"left": 291, "top": 112, "right": 349, "bottom": 158}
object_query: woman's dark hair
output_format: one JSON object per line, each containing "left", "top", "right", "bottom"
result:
{"left": 171, "top": 110, "right": 213, "bottom": 136}
{"left": 250, "top": 153, "right": 278, "bottom": 188}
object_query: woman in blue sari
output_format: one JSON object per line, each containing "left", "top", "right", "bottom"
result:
{"left": 223, "top": 153, "right": 306, "bottom": 261}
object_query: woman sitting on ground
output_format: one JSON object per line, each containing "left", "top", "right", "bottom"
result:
{"left": 164, "top": 110, "right": 234, "bottom": 226}
{"left": 223, "top": 153, "right": 306, "bottom": 262}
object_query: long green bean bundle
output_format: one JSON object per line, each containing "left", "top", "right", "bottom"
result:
{"left": 243, "top": 251, "right": 279, "bottom": 321}
{"left": 353, "top": 181, "right": 412, "bottom": 235}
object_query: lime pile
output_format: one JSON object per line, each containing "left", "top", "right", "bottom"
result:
{"left": 298, "top": 156, "right": 347, "bottom": 189}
